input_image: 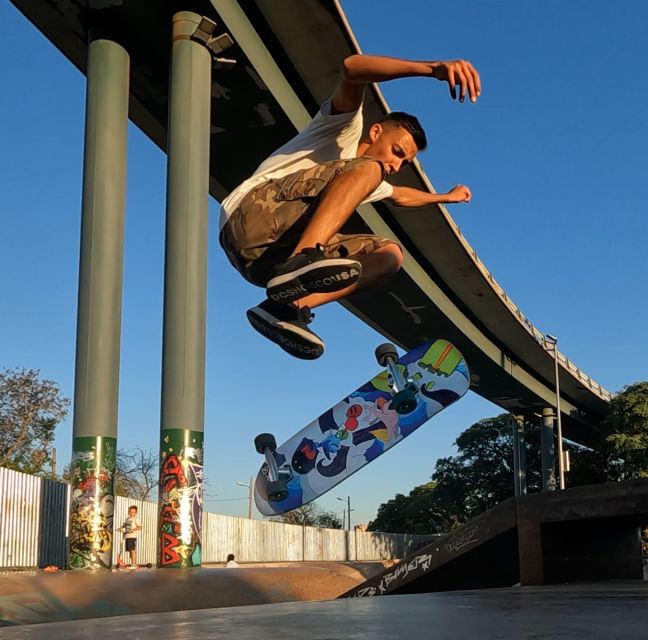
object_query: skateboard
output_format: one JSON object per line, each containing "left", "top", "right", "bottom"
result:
{"left": 115, "top": 561, "right": 153, "bottom": 570}
{"left": 254, "top": 340, "right": 470, "bottom": 516}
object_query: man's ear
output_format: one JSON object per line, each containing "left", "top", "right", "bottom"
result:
{"left": 368, "top": 123, "right": 383, "bottom": 143}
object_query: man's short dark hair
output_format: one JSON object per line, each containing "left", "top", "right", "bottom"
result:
{"left": 379, "top": 112, "right": 427, "bottom": 151}
{"left": 129, "top": 505, "right": 138, "bottom": 512}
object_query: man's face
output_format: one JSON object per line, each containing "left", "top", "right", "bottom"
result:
{"left": 129, "top": 509, "right": 136, "bottom": 517}
{"left": 365, "top": 124, "right": 418, "bottom": 176}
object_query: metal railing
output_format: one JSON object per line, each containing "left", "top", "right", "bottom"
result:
{"left": 440, "top": 208, "right": 613, "bottom": 402}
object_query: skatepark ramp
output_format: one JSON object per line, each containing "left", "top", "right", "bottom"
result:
{"left": 341, "top": 479, "right": 648, "bottom": 597}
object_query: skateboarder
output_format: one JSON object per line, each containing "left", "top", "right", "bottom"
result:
{"left": 220, "top": 54, "right": 480, "bottom": 360}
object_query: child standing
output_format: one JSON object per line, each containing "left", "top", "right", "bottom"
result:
{"left": 117, "top": 505, "right": 142, "bottom": 569}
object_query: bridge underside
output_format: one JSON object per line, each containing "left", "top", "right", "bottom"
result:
{"left": 10, "top": 0, "right": 608, "bottom": 445}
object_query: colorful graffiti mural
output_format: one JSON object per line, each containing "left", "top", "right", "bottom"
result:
{"left": 69, "top": 436, "right": 116, "bottom": 569}
{"left": 159, "top": 429, "right": 204, "bottom": 568}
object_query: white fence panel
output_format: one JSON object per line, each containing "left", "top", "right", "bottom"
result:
{"left": 0, "top": 468, "right": 69, "bottom": 569}
{"left": 202, "top": 514, "right": 305, "bottom": 563}
{"left": 0, "top": 468, "right": 41, "bottom": 568}
{"left": 0, "top": 468, "right": 434, "bottom": 568}
{"left": 112, "top": 496, "right": 158, "bottom": 566}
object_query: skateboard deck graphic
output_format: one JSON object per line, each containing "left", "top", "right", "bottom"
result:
{"left": 254, "top": 340, "right": 470, "bottom": 516}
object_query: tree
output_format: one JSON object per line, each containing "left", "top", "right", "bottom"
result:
{"left": 271, "top": 503, "right": 343, "bottom": 529}
{"left": 370, "top": 414, "right": 543, "bottom": 534}
{"left": 61, "top": 446, "right": 158, "bottom": 501}
{"left": 114, "top": 447, "right": 158, "bottom": 500}
{"left": 0, "top": 368, "right": 69, "bottom": 475}
{"left": 600, "top": 381, "right": 648, "bottom": 479}
{"left": 369, "top": 383, "right": 648, "bottom": 535}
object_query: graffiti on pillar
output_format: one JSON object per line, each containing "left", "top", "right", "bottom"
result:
{"left": 159, "top": 429, "right": 204, "bottom": 568}
{"left": 69, "top": 436, "right": 116, "bottom": 569}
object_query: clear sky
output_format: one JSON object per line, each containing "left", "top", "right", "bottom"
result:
{"left": 2, "top": 1, "right": 646, "bottom": 526}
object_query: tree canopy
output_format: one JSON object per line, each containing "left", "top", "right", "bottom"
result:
{"left": 0, "top": 368, "right": 69, "bottom": 475}
{"left": 369, "top": 382, "right": 648, "bottom": 535}
{"left": 271, "top": 502, "right": 343, "bottom": 529}
{"left": 600, "top": 381, "right": 648, "bottom": 480}
{"left": 369, "top": 414, "right": 542, "bottom": 533}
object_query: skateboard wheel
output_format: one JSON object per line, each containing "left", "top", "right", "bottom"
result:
{"left": 267, "top": 480, "right": 289, "bottom": 502}
{"left": 375, "top": 343, "right": 398, "bottom": 366}
{"left": 391, "top": 388, "right": 418, "bottom": 415}
{"left": 255, "top": 433, "right": 277, "bottom": 454}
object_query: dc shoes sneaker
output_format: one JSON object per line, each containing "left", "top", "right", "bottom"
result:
{"left": 266, "top": 246, "right": 362, "bottom": 303}
{"left": 246, "top": 299, "right": 324, "bottom": 360}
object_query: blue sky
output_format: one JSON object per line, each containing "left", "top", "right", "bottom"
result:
{"left": 2, "top": 1, "right": 646, "bottom": 526}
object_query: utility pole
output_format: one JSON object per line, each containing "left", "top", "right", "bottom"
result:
{"left": 337, "top": 495, "right": 353, "bottom": 530}
{"left": 236, "top": 478, "right": 253, "bottom": 519}
{"left": 545, "top": 334, "right": 565, "bottom": 489}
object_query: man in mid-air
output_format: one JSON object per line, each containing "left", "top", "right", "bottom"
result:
{"left": 219, "top": 54, "right": 480, "bottom": 359}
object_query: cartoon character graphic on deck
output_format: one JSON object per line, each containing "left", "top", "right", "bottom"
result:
{"left": 291, "top": 393, "right": 401, "bottom": 481}
{"left": 254, "top": 340, "right": 471, "bottom": 516}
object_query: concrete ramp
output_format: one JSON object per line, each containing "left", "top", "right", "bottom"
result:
{"left": 343, "top": 479, "right": 648, "bottom": 598}
{"left": 0, "top": 562, "right": 383, "bottom": 626}
{"left": 343, "top": 499, "right": 519, "bottom": 597}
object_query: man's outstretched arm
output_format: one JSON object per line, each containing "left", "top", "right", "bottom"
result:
{"left": 389, "top": 184, "right": 472, "bottom": 208}
{"left": 332, "top": 55, "right": 481, "bottom": 114}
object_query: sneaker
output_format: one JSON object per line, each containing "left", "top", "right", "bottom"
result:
{"left": 247, "top": 299, "right": 324, "bottom": 360}
{"left": 266, "top": 246, "right": 362, "bottom": 303}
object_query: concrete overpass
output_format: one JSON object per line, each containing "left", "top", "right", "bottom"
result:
{"left": 10, "top": 0, "right": 611, "bottom": 448}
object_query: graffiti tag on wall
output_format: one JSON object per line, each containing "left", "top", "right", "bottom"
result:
{"left": 69, "top": 436, "right": 116, "bottom": 569}
{"left": 159, "top": 429, "right": 204, "bottom": 568}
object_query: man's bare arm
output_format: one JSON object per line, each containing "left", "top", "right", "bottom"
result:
{"left": 331, "top": 55, "right": 481, "bottom": 114}
{"left": 389, "top": 184, "right": 472, "bottom": 208}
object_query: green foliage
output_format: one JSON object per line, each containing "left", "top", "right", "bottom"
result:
{"left": 601, "top": 381, "right": 648, "bottom": 479}
{"left": 271, "top": 502, "right": 343, "bottom": 529}
{"left": 0, "top": 368, "right": 69, "bottom": 475}
{"left": 369, "top": 414, "right": 539, "bottom": 534}
{"left": 369, "top": 382, "right": 648, "bottom": 535}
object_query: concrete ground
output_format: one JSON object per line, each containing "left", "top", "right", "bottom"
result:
{"left": 0, "top": 582, "right": 647, "bottom": 639}
{"left": 0, "top": 562, "right": 386, "bottom": 626}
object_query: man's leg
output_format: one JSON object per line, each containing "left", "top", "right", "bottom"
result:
{"left": 292, "top": 160, "right": 384, "bottom": 253}
{"left": 265, "top": 159, "right": 384, "bottom": 303}
{"left": 247, "top": 241, "right": 402, "bottom": 359}
{"left": 294, "top": 243, "right": 403, "bottom": 309}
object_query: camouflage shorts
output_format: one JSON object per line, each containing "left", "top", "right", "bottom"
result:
{"left": 219, "top": 156, "right": 398, "bottom": 286}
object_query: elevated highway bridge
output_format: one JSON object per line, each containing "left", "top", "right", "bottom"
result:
{"left": 11, "top": 0, "right": 611, "bottom": 449}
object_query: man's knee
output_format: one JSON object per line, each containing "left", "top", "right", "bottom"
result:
{"left": 379, "top": 243, "right": 404, "bottom": 275}
{"left": 328, "top": 158, "right": 384, "bottom": 196}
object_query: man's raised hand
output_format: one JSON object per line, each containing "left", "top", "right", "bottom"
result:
{"left": 446, "top": 185, "right": 472, "bottom": 203}
{"left": 431, "top": 60, "right": 481, "bottom": 103}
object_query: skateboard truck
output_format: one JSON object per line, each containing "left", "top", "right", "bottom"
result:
{"left": 375, "top": 343, "right": 418, "bottom": 415}
{"left": 254, "top": 433, "right": 290, "bottom": 502}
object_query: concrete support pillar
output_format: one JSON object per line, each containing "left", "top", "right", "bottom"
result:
{"left": 69, "top": 39, "right": 129, "bottom": 570}
{"left": 158, "top": 11, "right": 212, "bottom": 569}
{"left": 541, "top": 408, "right": 557, "bottom": 491}
{"left": 512, "top": 415, "right": 527, "bottom": 496}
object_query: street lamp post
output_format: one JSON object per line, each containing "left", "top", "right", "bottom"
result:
{"left": 337, "top": 496, "right": 353, "bottom": 530}
{"left": 545, "top": 334, "right": 565, "bottom": 490}
{"left": 236, "top": 478, "right": 253, "bottom": 519}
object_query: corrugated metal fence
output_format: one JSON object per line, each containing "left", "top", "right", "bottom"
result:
{"left": 0, "top": 468, "right": 69, "bottom": 569}
{"left": 1, "top": 468, "right": 433, "bottom": 568}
